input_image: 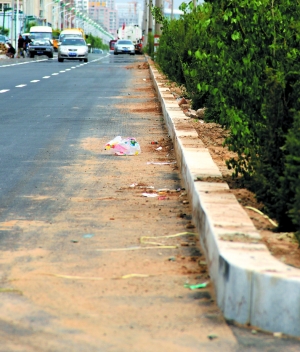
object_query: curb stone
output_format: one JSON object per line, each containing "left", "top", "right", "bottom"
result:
{"left": 148, "top": 60, "right": 300, "bottom": 338}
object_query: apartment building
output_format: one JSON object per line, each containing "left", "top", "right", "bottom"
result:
{"left": 88, "top": 0, "right": 117, "bottom": 38}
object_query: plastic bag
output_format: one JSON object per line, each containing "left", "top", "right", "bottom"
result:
{"left": 104, "top": 136, "right": 141, "bottom": 156}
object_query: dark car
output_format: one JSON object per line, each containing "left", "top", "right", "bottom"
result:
{"left": 28, "top": 39, "right": 54, "bottom": 59}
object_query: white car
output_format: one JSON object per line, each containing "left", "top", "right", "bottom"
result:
{"left": 58, "top": 37, "right": 88, "bottom": 62}
{"left": 114, "top": 40, "right": 135, "bottom": 56}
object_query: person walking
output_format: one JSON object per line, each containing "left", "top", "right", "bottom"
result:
{"left": 17, "top": 34, "right": 25, "bottom": 58}
{"left": 24, "top": 35, "right": 32, "bottom": 57}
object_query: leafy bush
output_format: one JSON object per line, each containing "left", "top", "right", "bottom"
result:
{"left": 143, "top": 32, "right": 154, "bottom": 58}
{"left": 0, "top": 27, "right": 9, "bottom": 36}
{"left": 24, "top": 21, "right": 37, "bottom": 33}
{"left": 152, "top": 0, "right": 300, "bottom": 242}
{"left": 86, "top": 33, "right": 107, "bottom": 50}
{"left": 52, "top": 29, "right": 61, "bottom": 39}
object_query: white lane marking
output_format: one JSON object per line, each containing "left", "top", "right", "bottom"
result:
{"left": 71, "top": 67, "right": 76, "bottom": 68}
{"left": 16, "top": 84, "right": 27, "bottom": 88}
{"left": 59, "top": 70, "right": 65, "bottom": 73}
{"left": 52, "top": 73, "right": 59, "bottom": 75}
{"left": 0, "top": 89, "right": 9, "bottom": 93}
{"left": 65, "top": 69, "right": 71, "bottom": 71}
{"left": 30, "top": 80, "right": 40, "bottom": 83}
{"left": 43, "top": 76, "right": 51, "bottom": 79}
{"left": 0, "top": 56, "right": 59, "bottom": 68}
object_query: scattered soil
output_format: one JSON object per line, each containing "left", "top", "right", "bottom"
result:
{"left": 0, "top": 58, "right": 241, "bottom": 350}
{"left": 149, "top": 62, "right": 300, "bottom": 269}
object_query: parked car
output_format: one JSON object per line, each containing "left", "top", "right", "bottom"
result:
{"left": 28, "top": 39, "right": 54, "bottom": 58}
{"left": 58, "top": 37, "right": 88, "bottom": 62}
{"left": 114, "top": 40, "right": 135, "bottom": 56}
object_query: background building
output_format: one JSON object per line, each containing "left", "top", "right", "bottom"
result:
{"left": 116, "top": 1, "right": 141, "bottom": 28}
{"left": 88, "top": 0, "right": 117, "bottom": 37}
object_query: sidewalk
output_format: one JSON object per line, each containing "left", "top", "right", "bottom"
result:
{"left": 148, "top": 59, "right": 300, "bottom": 338}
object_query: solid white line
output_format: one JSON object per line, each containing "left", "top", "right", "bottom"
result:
{"left": 15, "top": 84, "right": 27, "bottom": 88}
{"left": 30, "top": 80, "right": 40, "bottom": 83}
{"left": 0, "top": 89, "right": 9, "bottom": 93}
{"left": 43, "top": 76, "right": 50, "bottom": 79}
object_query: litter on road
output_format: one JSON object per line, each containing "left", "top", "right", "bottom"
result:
{"left": 147, "top": 161, "right": 176, "bottom": 165}
{"left": 104, "top": 136, "right": 141, "bottom": 155}
{"left": 140, "top": 232, "right": 197, "bottom": 247}
{"left": 142, "top": 193, "right": 158, "bottom": 197}
{"left": 184, "top": 282, "right": 208, "bottom": 290}
{"left": 96, "top": 245, "right": 178, "bottom": 252}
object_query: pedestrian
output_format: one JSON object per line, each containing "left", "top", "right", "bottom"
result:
{"left": 24, "top": 35, "right": 32, "bottom": 57}
{"left": 17, "top": 34, "right": 25, "bottom": 58}
{"left": 6, "top": 43, "right": 16, "bottom": 58}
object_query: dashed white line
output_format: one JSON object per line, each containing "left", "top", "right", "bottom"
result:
{"left": 59, "top": 70, "right": 66, "bottom": 73}
{"left": 52, "top": 73, "right": 59, "bottom": 75}
{"left": 0, "top": 89, "right": 9, "bottom": 93}
{"left": 65, "top": 69, "right": 71, "bottom": 71}
{"left": 30, "top": 80, "right": 40, "bottom": 83}
{"left": 43, "top": 76, "right": 50, "bottom": 79}
{"left": 15, "top": 84, "right": 27, "bottom": 88}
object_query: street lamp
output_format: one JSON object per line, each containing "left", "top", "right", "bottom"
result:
{"left": 64, "top": 12, "right": 75, "bottom": 28}
{"left": 45, "top": 0, "right": 64, "bottom": 27}
{"left": 57, "top": 2, "right": 70, "bottom": 29}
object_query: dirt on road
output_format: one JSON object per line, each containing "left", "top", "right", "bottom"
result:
{"left": 0, "top": 56, "right": 299, "bottom": 352}
{"left": 0, "top": 58, "right": 237, "bottom": 352}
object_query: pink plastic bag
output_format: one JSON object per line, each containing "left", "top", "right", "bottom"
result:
{"left": 104, "top": 136, "right": 141, "bottom": 156}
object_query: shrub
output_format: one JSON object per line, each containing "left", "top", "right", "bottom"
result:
{"left": 152, "top": 0, "right": 300, "bottom": 243}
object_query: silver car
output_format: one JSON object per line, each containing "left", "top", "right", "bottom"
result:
{"left": 114, "top": 40, "right": 135, "bottom": 56}
{"left": 58, "top": 37, "right": 88, "bottom": 62}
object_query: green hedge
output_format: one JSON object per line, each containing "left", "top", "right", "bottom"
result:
{"left": 154, "top": 0, "right": 300, "bottom": 242}
{"left": 86, "top": 33, "right": 108, "bottom": 50}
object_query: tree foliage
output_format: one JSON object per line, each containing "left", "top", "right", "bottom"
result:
{"left": 153, "top": 0, "right": 300, "bottom": 241}
{"left": 86, "top": 33, "right": 108, "bottom": 50}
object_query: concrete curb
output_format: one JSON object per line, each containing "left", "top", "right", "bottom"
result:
{"left": 148, "top": 61, "right": 300, "bottom": 337}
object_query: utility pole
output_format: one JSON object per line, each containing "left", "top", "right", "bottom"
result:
{"left": 11, "top": 0, "right": 15, "bottom": 45}
{"left": 148, "top": 0, "right": 153, "bottom": 36}
{"left": 154, "top": 0, "right": 162, "bottom": 35}
{"left": 142, "top": 0, "right": 148, "bottom": 48}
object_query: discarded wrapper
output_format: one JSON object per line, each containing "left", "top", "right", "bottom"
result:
{"left": 142, "top": 193, "right": 158, "bottom": 197}
{"left": 184, "top": 282, "right": 208, "bottom": 290}
{"left": 104, "top": 136, "right": 141, "bottom": 156}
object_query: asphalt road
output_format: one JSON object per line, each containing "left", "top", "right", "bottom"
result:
{"left": 0, "top": 53, "right": 299, "bottom": 351}
{"left": 0, "top": 52, "right": 134, "bottom": 244}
